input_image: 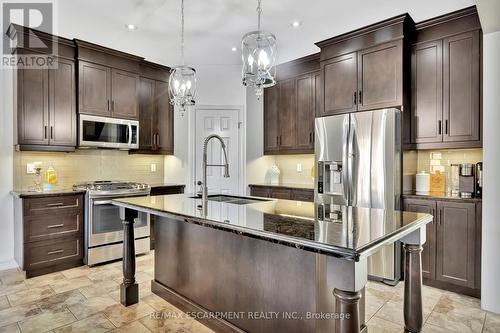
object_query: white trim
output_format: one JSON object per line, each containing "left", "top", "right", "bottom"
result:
{"left": 190, "top": 105, "right": 246, "bottom": 195}
{"left": 0, "top": 259, "right": 19, "bottom": 271}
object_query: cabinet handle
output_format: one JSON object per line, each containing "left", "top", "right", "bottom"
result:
{"left": 438, "top": 120, "right": 442, "bottom": 135}
{"left": 358, "top": 91, "right": 362, "bottom": 104}
{"left": 107, "top": 100, "right": 110, "bottom": 111}
{"left": 47, "top": 224, "right": 64, "bottom": 229}
{"left": 44, "top": 126, "right": 48, "bottom": 139}
{"left": 50, "top": 126, "right": 54, "bottom": 139}
{"left": 276, "top": 136, "right": 279, "bottom": 146}
{"left": 445, "top": 120, "right": 448, "bottom": 135}
{"left": 353, "top": 91, "right": 357, "bottom": 105}
{"left": 279, "top": 136, "right": 282, "bottom": 145}
{"left": 156, "top": 133, "right": 160, "bottom": 146}
{"left": 47, "top": 249, "right": 64, "bottom": 255}
{"left": 46, "top": 202, "right": 64, "bottom": 207}
{"left": 309, "top": 132, "right": 312, "bottom": 143}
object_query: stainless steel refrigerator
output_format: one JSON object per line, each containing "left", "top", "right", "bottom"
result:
{"left": 315, "top": 108, "right": 402, "bottom": 284}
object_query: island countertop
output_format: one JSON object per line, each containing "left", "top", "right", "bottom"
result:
{"left": 112, "top": 194, "right": 432, "bottom": 261}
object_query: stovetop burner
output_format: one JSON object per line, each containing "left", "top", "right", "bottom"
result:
{"left": 73, "top": 180, "right": 150, "bottom": 192}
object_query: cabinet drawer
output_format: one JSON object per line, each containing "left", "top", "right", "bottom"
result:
{"left": 24, "top": 194, "right": 82, "bottom": 216}
{"left": 271, "top": 188, "right": 292, "bottom": 200}
{"left": 25, "top": 236, "right": 82, "bottom": 270}
{"left": 250, "top": 187, "right": 270, "bottom": 198}
{"left": 291, "top": 189, "right": 314, "bottom": 202}
{"left": 25, "top": 212, "right": 82, "bottom": 243}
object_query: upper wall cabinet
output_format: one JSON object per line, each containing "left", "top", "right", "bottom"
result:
{"left": 263, "top": 54, "right": 319, "bottom": 155}
{"left": 75, "top": 40, "right": 142, "bottom": 120}
{"left": 8, "top": 24, "right": 77, "bottom": 152}
{"left": 411, "top": 7, "right": 481, "bottom": 149}
{"left": 316, "top": 14, "right": 414, "bottom": 117}
{"left": 132, "top": 61, "right": 174, "bottom": 155}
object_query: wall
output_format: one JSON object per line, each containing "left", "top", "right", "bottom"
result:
{"left": 0, "top": 68, "right": 15, "bottom": 269}
{"left": 416, "top": 149, "right": 483, "bottom": 174}
{"left": 481, "top": 30, "right": 500, "bottom": 314}
{"left": 165, "top": 64, "right": 246, "bottom": 193}
{"left": 13, "top": 151, "right": 164, "bottom": 190}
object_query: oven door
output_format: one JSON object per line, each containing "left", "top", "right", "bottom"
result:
{"left": 89, "top": 197, "right": 149, "bottom": 247}
{"left": 79, "top": 114, "right": 139, "bottom": 149}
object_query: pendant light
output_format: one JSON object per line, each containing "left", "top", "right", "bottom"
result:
{"left": 169, "top": 0, "right": 196, "bottom": 113}
{"left": 241, "top": 0, "right": 277, "bottom": 97}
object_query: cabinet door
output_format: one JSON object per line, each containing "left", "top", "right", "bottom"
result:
{"left": 263, "top": 83, "right": 280, "bottom": 153}
{"left": 78, "top": 61, "right": 111, "bottom": 116}
{"left": 111, "top": 69, "right": 139, "bottom": 119}
{"left": 411, "top": 41, "right": 443, "bottom": 144}
{"left": 436, "top": 201, "right": 476, "bottom": 288}
{"left": 358, "top": 41, "right": 402, "bottom": 111}
{"left": 138, "top": 78, "right": 155, "bottom": 151}
{"left": 279, "top": 78, "right": 296, "bottom": 148}
{"left": 155, "top": 80, "right": 174, "bottom": 154}
{"left": 17, "top": 68, "right": 49, "bottom": 145}
{"left": 49, "top": 58, "right": 76, "bottom": 146}
{"left": 403, "top": 198, "right": 437, "bottom": 280}
{"left": 321, "top": 52, "right": 357, "bottom": 115}
{"left": 443, "top": 31, "right": 480, "bottom": 143}
{"left": 249, "top": 186, "right": 271, "bottom": 198}
{"left": 296, "top": 74, "right": 314, "bottom": 150}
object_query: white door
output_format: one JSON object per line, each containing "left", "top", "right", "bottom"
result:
{"left": 195, "top": 108, "right": 240, "bottom": 195}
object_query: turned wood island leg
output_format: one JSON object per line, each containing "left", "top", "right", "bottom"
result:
{"left": 120, "top": 207, "right": 139, "bottom": 306}
{"left": 401, "top": 226, "right": 426, "bottom": 333}
{"left": 333, "top": 289, "right": 362, "bottom": 333}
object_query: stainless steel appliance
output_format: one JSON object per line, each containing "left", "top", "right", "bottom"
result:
{"left": 475, "top": 162, "right": 483, "bottom": 198}
{"left": 74, "top": 181, "right": 151, "bottom": 265}
{"left": 315, "top": 108, "right": 402, "bottom": 284}
{"left": 459, "top": 163, "right": 475, "bottom": 198}
{"left": 79, "top": 115, "right": 139, "bottom": 149}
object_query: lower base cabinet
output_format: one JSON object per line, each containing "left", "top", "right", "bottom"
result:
{"left": 13, "top": 193, "right": 84, "bottom": 278}
{"left": 249, "top": 185, "right": 314, "bottom": 202}
{"left": 403, "top": 197, "right": 481, "bottom": 297}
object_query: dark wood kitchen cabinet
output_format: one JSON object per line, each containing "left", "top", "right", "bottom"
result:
{"left": 134, "top": 62, "right": 174, "bottom": 155}
{"left": 411, "top": 7, "right": 481, "bottom": 149}
{"left": 436, "top": 201, "right": 477, "bottom": 289}
{"left": 249, "top": 185, "right": 314, "bottom": 202}
{"left": 263, "top": 53, "right": 319, "bottom": 155}
{"left": 8, "top": 25, "right": 76, "bottom": 151}
{"left": 76, "top": 40, "right": 142, "bottom": 120}
{"left": 403, "top": 196, "right": 481, "bottom": 297}
{"left": 316, "top": 15, "right": 413, "bottom": 117}
{"left": 13, "top": 193, "right": 84, "bottom": 278}
{"left": 402, "top": 198, "right": 436, "bottom": 280}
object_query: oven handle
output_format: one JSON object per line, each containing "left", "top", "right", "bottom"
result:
{"left": 93, "top": 200, "right": 113, "bottom": 206}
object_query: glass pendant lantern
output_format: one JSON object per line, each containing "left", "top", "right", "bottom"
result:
{"left": 169, "top": 0, "right": 196, "bottom": 113}
{"left": 241, "top": 0, "right": 277, "bottom": 97}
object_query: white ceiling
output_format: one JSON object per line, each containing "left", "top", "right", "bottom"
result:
{"left": 56, "top": 0, "right": 475, "bottom": 67}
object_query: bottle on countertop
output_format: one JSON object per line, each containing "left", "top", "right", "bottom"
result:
{"left": 43, "top": 164, "right": 58, "bottom": 191}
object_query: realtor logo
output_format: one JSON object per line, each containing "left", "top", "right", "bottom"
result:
{"left": 1, "top": 1, "right": 57, "bottom": 69}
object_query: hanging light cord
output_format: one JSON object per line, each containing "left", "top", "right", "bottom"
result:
{"left": 256, "top": 0, "right": 262, "bottom": 31}
{"left": 181, "top": 0, "right": 185, "bottom": 65}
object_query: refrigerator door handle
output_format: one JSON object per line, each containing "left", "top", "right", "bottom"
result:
{"left": 347, "top": 115, "right": 356, "bottom": 206}
{"left": 342, "top": 116, "right": 351, "bottom": 204}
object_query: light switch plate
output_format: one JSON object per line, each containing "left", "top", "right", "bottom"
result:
{"left": 26, "top": 162, "right": 42, "bottom": 174}
{"left": 297, "top": 163, "right": 302, "bottom": 173}
{"left": 150, "top": 163, "right": 157, "bottom": 172}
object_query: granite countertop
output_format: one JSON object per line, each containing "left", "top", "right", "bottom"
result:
{"left": 10, "top": 188, "right": 86, "bottom": 198}
{"left": 112, "top": 194, "right": 432, "bottom": 261}
{"left": 403, "top": 191, "right": 482, "bottom": 202}
{"left": 249, "top": 183, "right": 314, "bottom": 190}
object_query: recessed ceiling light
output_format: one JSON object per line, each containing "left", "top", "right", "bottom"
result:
{"left": 291, "top": 21, "right": 302, "bottom": 28}
{"left": 125, "top": 24, "right": 138, "bottom": 31}
{"left": 231, "top": 47, "right": 237, "bottom": 52}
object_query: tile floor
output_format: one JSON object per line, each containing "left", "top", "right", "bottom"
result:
{"left": 0, "top": 252, "right": 498, "bottom": 333}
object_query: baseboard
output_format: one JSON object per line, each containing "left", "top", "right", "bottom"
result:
{"left": 0, "top": 259, "right": 19, "bottom": 271}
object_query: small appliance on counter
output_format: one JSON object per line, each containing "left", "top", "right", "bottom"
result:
{"left": 475, "top": 162, "right": 483, "bottom": 198}
{"left": 459, "top": 163, "right": 475, "bottom": 198}
{"left": 415, "top": 171, "right": 430, "bottom": 194}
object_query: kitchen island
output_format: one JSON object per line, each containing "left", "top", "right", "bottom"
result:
{"left": 112, "top": 194, "right": 432, "bottom": 333}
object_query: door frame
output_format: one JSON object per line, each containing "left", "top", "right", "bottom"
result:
{"left": 188, "top": 105, "right": 246, "bottom": 195}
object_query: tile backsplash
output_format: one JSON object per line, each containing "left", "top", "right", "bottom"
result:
{"left": 14, "top": 150, "right": 164, "bottom": 190}
{"left": 416, "top": 149, "right": 483, "bottom": 175}
{"left": 272, "top": 154, "right": 315, "bottom": 185}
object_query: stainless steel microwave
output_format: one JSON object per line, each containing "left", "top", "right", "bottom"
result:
{"left": 79, "top": 115, "right": 139, "bottom": 149}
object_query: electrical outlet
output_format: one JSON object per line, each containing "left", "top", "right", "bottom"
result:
{"left": 27, "top": 162, "right": 42, "bottom": 174}
{"left": 150, "top": 163, "right": 157, "bottom": 172}
{"left": 297, "top": 163, "right": 302, "bottom": 173}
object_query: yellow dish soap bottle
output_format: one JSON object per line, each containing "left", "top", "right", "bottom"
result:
{"left": 43, "top": 165, "right": 58, "bottom": 191}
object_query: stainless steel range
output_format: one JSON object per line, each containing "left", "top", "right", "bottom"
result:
{"left": 73, "top": 181, "right": 151, "bottom": 266}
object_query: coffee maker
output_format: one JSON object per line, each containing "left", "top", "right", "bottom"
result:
{"left": 459, "top": 163, "right": 475, "bottom": 198}
{"left": 475, "top": 162, "right": 483, "bottom": 198}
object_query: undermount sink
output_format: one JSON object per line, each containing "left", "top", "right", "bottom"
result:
{"left": 190, "top": 194, "right": 270, "bottom": 205}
